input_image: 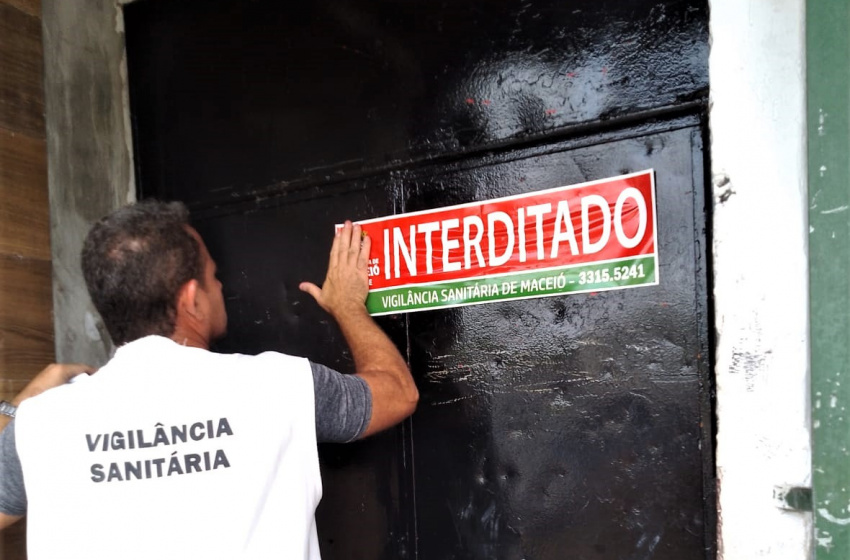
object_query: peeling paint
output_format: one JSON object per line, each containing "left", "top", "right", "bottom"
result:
{"left": 819, "top": 508, "right": 850, "bottom": 526}
{"left": 818, "top": 532, "right": 834, "bottom": 550}
{"left": 84, "top": 311, "right": 102, "bottom": 342}
{"left": 114, "top": 3, "right": 124, "bottom": 33}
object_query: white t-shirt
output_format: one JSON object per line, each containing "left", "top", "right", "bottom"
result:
{"left": 14, "top": 336, "right": 322, "bottom": 560}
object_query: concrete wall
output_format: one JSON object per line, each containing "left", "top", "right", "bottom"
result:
{"left": 43, "top": 0, "right": 135, "bottom": 366}
{"left": 709, "top": 0, "right": 811, "bottom": 558}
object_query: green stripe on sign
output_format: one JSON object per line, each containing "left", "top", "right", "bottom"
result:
{"left": 367, "top": 255, "right": 656, "bottom": 315}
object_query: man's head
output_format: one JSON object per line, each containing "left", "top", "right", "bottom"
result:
{"left": 81, "top": 200, "right": 227, "bottom": 347}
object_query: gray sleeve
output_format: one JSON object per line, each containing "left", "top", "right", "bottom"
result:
{"left": 0, "top": 420, "right": 27, "bottom": 516}
{"left": 310, "top": 361, "right": 373, "bottom": 444}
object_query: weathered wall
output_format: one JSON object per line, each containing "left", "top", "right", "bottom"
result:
{"left": 710, "top": 0, "right": 811, "bottom": 558}
{"left": 0, "top": 0, "right": 56, "bottom": 556}
{"left": 42, "top": 0, "right": 135, "bottom": 367}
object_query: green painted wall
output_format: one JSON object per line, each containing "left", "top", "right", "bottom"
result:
{"left": 810, "top": 1, "right": 850, "bottom": 557}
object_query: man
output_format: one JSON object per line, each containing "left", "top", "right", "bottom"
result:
{"left": 0, "top": 200, "right": 418, "bottom": 559}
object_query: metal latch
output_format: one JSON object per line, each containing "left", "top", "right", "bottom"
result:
{"left": 774, "top": 485, "right": 813, "bottom": 512}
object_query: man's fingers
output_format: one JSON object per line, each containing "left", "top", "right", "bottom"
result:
{"left": 41, "top": 363, "right": 92, "bottom": 379}
{"left": 336, "top": 221, "right": 353, "bottom": 260}
{"left": 357, "top": 233, "right": 372, "bottom": 270}
{"left": 348, "top": 223, "right": 363, "bottom": 263}
{"left": 329, "top": 224, "right": 344, "bottom": 269}
{"left": 58, "top": 364, "right": 96, "bottom": 382}
{"left": 299, "top": 281, "right": 323, "bottom": 303}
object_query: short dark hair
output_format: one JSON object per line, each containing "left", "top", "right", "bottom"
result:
{"left": 81, "top": 200, "right": 204, "bottom": 346}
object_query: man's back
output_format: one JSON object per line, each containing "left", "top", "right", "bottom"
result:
{"left": 16, "top": 335, "right": 322, "bottom": 560}
{"left": 0, "top": 207, "right": 416, "bottom": 557}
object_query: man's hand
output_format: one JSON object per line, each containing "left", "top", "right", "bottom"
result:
{"left": 0, "top": 363, "right": 96, "bottom": 530}
{"left": 11, "top": 363, "right": 96, "bottom": 407}
{"left": 299, "top": 221, "right": 371, "bottom": 320}
{"left": 300, "top": 220, "right": 418, "bottom": 438}
{"left": 1, "top": 363, "right": 95, "bottom": 435}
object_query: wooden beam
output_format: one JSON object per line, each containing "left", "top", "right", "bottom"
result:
{"left": 0, "top": 0, "right": 40, "bottom": 18}
{"left": 0, "top": 254, "right": 54, "bottom": 389}
{"left": 0, "top": 519, "right": 27, "bottom": 560}
{"left": 0, "top": 127, "right": 50, "bottom": 260}
{"left": 0, "top": 2, "right": 44, "bottom": 138}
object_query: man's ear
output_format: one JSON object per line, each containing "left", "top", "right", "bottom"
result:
{"left": 177, "top": 279, "right": 203, "bottom": 320}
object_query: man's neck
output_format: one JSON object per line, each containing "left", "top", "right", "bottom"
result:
{"left": 170, "top": 325, "right": 210, "bottom": 350}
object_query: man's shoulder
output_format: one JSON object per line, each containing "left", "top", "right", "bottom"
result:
{"left": 200, "top": 347, "right": 309, "bottom": 371}
{"left": 196, "top": 349, "right": 315, "bottom": 396}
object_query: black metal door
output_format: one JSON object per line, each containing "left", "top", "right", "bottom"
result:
{"left": 124, "top": 1, "right": 712, "bottom": 558}
{"left": 402, "top": 122, "right": 712, "bottom": 559}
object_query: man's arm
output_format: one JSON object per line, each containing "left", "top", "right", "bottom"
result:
{"left": 311, "top": 362, "right": 372, "bottom": 443}
{"left": 0, "top": 363, "right": 95, "bottom": 433}
{"left": 0, "top": 363, "right": 94, "bottom": 530}
{"left": 0, "top": 421, "right": 26, "bottom": 530}
{"left": 300, "top": 221, "right": 418, "bottom": 438}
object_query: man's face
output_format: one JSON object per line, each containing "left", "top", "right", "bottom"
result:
{"left": 189, "top": 227, "right": 228, "bottom": 341}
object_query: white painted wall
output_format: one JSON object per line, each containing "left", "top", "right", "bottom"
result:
{"left": 710, "top": 0, "right": 811, "bottom": 558}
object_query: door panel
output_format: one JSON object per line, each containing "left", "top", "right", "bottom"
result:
{"left": 124, "top": 0, "right": 708, "bottom": 209}
{"left": 185, "top": 121, "right": 711, "bottom": 559}
{"left": 403, "top": 124, "right": 709, "bottom": 559}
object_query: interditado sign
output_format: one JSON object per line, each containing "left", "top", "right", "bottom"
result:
{"left": 349, "top": 170, "right": 658, "bottom": 315}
